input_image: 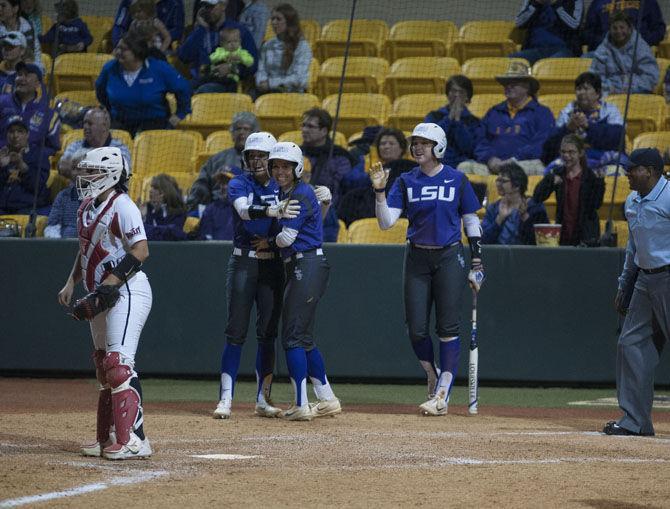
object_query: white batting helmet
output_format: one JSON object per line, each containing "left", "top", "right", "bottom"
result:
{"left": 411, "top": 122, "right": 447, "bottom": 159}
{"left": 243, "top": 131, "right": 277, "bottom": 173}
{"left": 76, "top": 147, "right": 129, "bottom": 200}
{"left": 268, "top": 142, "right": 304, "bottom": 178}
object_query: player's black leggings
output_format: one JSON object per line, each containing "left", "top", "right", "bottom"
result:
{"left": 403, "top": 243, "right": 467, "bottom": 342}
{"left": 224, "top": 254, "right": 284, "bottom": 345}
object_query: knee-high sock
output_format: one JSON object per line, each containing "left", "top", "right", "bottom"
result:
{"left": 129, "top": 377, "right": 145, "bottom": 440}
{"left": 285, "top": 347, "right": 308, "bottom": 407}
{"left": 220, "top": 343, "right": 242, "bottom": 401}
{"left": 256, "top": 342, "right": 275, "bottom": 403}
{"left": 306, "top": 347, "right": 336, "bottom": 401}
{"left": 411, "top": 337, "right": 440, "bottom": 393}
{"left": 436, "top": 337, "right": 460, "bottom": 398}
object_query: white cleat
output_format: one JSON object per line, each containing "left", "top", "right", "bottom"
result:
{"left": 419, "top": 391, "right": 448, "bottom": 416}
{"left": 81, "top": 432, "right": 116, "bottom": 457}
{"left": 213, "top": 399, "right": 232, "bottom": 419}
{"left": 281, "top": 405, "right": 313, "bottom": 421}
{"left": 103, "top": 433, "right": 152, "bottom": 460}
{"left": 255, "top": 399, "right": 282, "bottom": 418}
{"left": 310, "top": 398, "right": 342, "bottom": 418}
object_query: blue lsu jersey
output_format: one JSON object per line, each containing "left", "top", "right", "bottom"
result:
{"left": 387, "top": 165, "right": 480, "bottom": 246}
{"left": 227, "top": 173, "right": 279, "bottom": 249}
{"left": 277, "top": 181, "right": 323, "bottom": 258}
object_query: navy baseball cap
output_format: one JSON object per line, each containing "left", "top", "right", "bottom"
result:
{"left": 15, "top": 61, "right": 43, "bottom": 82}
{"left": 5, "top": 115, "right": 28, "bottom": 131}
{"left": 626, "top": 148, "right": 664, "bottom": 174}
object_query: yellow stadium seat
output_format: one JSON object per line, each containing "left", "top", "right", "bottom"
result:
{"left": 140, "top": 173, "right": 197, "bottom": 202}
{"left": 538, "top": 94, "right": 574, "bottom": 119}
{"left": 301, "top": 19, "right": 320, "bottom": 48}
{"left": 180, "top": 93, "right": 254, "bottom": 138}
{"left": 655, "top": 58, "right": 670, "bottom": 95}
{"left": 601, "top": 176, "right": 632, "bottom": 220}
{"left": 462, "top": 57, "right": 529, "bottom": 95}
{"left": 600, "top": 219, "right": 629, "bottom": 247}
{"left": 205, "top": 130, "right": 234, "bottom": 153}
{"left": 81, "top": 16, "right": 114, "bottom": 53}
{"left": 468, "top": 94, "right": 505, "bottom": 119}
{"left": 61, "top": 129, "right": 133, "bottom": 155}
{"left": 388, "top": 94, "right": 445, "bottom": 132}
{"left": 384, "top": 20, "right": 457, "bottom": 61}
{"left": 307, "top": 58, "right": 319, "bottom": 95}
{"left": 40, "top": 14, "right": 52, "bottom": 32}
{"left": 632, "top": 131, "right": 670, "bottom": 152}
{"left": 532, "top": 58, "right": 591, "bottom": 95}
{"left": 278, "top": 129, "right": 347, "bottom": 148}
{"left": 53, "top": 90, "right": 100, "bottom": 111}
{"left": 384, "top": 57, "right": 460, "bottom": 100}
{"left": 452, "top": 21, "right": 520, "bottom": 64}
{"left": 41, "top": 53, "right": 52, "bottom": 85}
{"left": 254, "top": 93, "right": 320, "bottom": 136}
{"left": 53, "top": 53, "right": 114, "bottom": 95}
{"left": 315, "top": 19, "right": 389, "bottom": 61}
{"left": 183, "top": 216, "right": 200, "bottom": 234}
{"left": 47, "top": 170, "right": 70, "bottom": 202}
{"left": 658, "top": 40, "right": 670, "bottom": 59}
{"left": 321, "top": 93, "right": 391, "bottom": 137}
{"left": 606, "top": 94, "right": 666, "bottom": 141}
{"left": 317, "top": 57, "right": 388, "bottom": 98}
{"left": 0, "top": 214, "right": 48, "bottom": 237}
{"left": 336, "top": 219, "right": 347, "bottom": 243}
{"left": 347, "top": 217, "right": 408, "bottom": 244}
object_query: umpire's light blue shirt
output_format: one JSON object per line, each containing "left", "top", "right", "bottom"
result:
{"left": 619, "top": 177, "right": 670, "bottom": 287}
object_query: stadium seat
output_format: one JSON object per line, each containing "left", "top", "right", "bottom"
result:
{"left": 61, "top": 129, "right": 133, "bottom": 155}
{"left": 606, "top": 94, "right": 666, "bottom": 141}
{"left": 308, "top": 58, "right": 319, "bottom": 95}
{"left": 53, "top": 90, "right": 99, "bottom": 109}
{"left": 317, "top": 57, "right": 388, "bottom": 97}
{"left": 347, "top": 217, "right": 408, "bottom": 244}
{"left": 180, "top": 93, "right": 254, "bottom": 138}
{"left": 468, "top": 94, "right": 505, "bottom": 119}
{"left": 321, "top": 93, "right": 391, "bottom": 137}
{"left": 315, "top": 19, "right": 389, "bottom": 61}
{"left": 655, "top": 58, "right": 669, "bottom": 95}
{"left": 532, "top": 58, "right": 592, "bottom": 95}
{"left": 41, "top": 54, "right": 52, "bottom": 85}
{"left": 0, "top": 214, "right": 48, "bottom": 237}
{"left": 632, "top": 131, "right": 670, "bottom": 152}
{"left": 388, "top": 94, "right": 445, "bottom": 131}
{"left": 183, "top": 216, "right": 200, "bottom": 234}
{"left": 205, "top": 130, "right": 234, "bottom": 153}
{"left": 384, "top": 57, "right": 460, "bottom": 100}
{"left": 140, "top": 173, "right": 197, "bottom": 202}
{"left": 81, "top": 16, "right": 114, "bottom": 53}
{"left": 53, "top": 53, "right": 114, "bottom": 94}
{"left": 601, "top": 176, "right": 632, "bottom": 221}
{"left": 47, "top": 170, "right": 70, "bottom": 202}
{"left": 658, "top": 39, "right": 670, "bottom": 59}
{"left": 254, "top": 93, "right": 320, "bottom": 136}
{"left": 538, "top": 94, "right": 575, "bottom": 119}
{"left": 384, "top": 20, "right": 457, "bottom": 61}
{"left": 452, "top": 21, "right": 520, "bottom": 63}
{"left": 600, "top": 219, "right": 629, "bottom": 248}
{"left": 278, "top": 129, "right": 347, "bottom": 148}
{"left": 462, "top": 57, "right": 529, "bottom": 95}
{"left": 336, "top": 219, "right": 347, "bottom": 243}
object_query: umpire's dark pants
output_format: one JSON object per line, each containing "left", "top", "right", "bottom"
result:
{"left": 281, "top": 250, "right": 330, "bottom": 350}
{"left": 224, "top": 252, "right": 284, "bottom": 345}
{"left": 403, "top": 243, "right": 467, "bottom": 342}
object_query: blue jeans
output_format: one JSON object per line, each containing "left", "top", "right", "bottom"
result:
{"left": 510, "top": 46, "right": 574, "bottom": 65}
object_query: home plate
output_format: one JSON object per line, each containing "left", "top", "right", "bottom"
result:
{"left": 191, "top": 454, "right": 262, "bottom": 460}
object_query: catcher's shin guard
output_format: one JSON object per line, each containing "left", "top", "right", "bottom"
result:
{"left": 92, "top": 350, "right": 113, "bottom": 444}
{"left": 104, "top": 352, "right": 142, "bottom": 446}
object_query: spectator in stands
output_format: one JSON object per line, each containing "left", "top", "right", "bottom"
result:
{"left": 482, "top": 161, "right": 549, "bottom": 245}
{"left": 0, "top": 62, "right": 60, "bottom": 155}
{"left": 194, "top": 26, "right": 254, "bottom": 93}
{"left": 533, "top": 133, "right": 605, "bottom": 246}
{"left": 128, "top": 0, "right": 172, "bottom": 56}
{"left": 424, "top": 75, "right": 481, "bottom": 169}
{"left": 141, "top": 173, "right": 187, "bottom": 241}
{"left": 191, "top": 0, "right": 243, "bottom": 25}
{"left": 44, "top": 147, "right": 87, "bottom": 238}
{"left": 254, "top": 3, "right": 312, "bottom": 97}
{"left": 589, "top": 11, "right": 659, "bottom": 95}
{"left": 177, "top": 0, "right": 257, "bottom": 82}
{"left": 471, "top": 61, "right": 555, "bottom": 176}
{"left": 40, "top": 0, "right": 92, "bottom": 54}
{"left": 198, "top": 170, "right": 234, "bottom": 240}
{"left": 112, "top": 0, "right": 184, "bottom": 49}
{"left": 59, "top": 107, "right": 131, "bottom": 177}
{"left": 239, "top": 0, "right": 270, "bottom": 51}
{"left": 96, "top": 30, "right": 192, "bottom": 136}
{"left": 338, "top": 127, "right": 413, "bottom": 227}
{"left": 0, "top": 0, "right": 41, "bottom": 66}
{"left": 19, "top": 0, "right": 41, "bottom": 36}
{"left": 665, "top": 66, "right": 670, "bottom": 104}
{"left": 582, "top": 0, "right": 666, "bottom": 53}
{"left": 0, "top": 31, "right": 27, "bottom": 94}
{"left": 0, "top": 115, "right": 49, "bottom": 214}
{"left": 543, "top": 72, "right": 624, "bottom": 163}
{"left": 186, "top": 111, "right": 258, "bottom": 210}
{"left": 511, "top": 0, "right": 583, "bottom": 65}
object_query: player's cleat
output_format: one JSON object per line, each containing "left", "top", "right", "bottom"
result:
{"left": 255, "top": 399, "right": 282, "bottom": 418}
{"left": 81, "top": 432, "right": 116, "bottom": 457}
{"left": 602, "top": 421, "right": 654, "bottom": 436}
{"left": 102, "top": 433, "right": 152, "bottom": 460}
{"left": 310, "top": 398, "right": 342, "bottom": 418}
{"left": 213, "top": 399, "right": 232, "bottom": 419}
{"left": 281, "top": 405, "right": 313, "bottom": 421}
{"left": 419, "top": 392, "right": 448, "bottom": 416}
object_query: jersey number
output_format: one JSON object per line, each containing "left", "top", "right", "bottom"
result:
{"left": 407, "top": 186, "right": 455, "bottom": 203}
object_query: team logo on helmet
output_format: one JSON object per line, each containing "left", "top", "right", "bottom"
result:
{"left": 268, "top": 142, "right": 304, "bottom": 178}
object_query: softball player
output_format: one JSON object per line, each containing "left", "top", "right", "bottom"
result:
{"left": 372, "top": 123, "right": 484, "bottom": 416}
{"left": 265, "top": 142, "right": 341, "bottom": 421}
{"left": 214, "top": 132, "right": 300, "bottom": 419}
{"left": 57, "top": 147, "right": 152, "bottom": 459}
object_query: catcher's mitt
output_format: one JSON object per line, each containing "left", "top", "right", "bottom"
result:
{"left": 70, "top": 285, "right": 121, "bottom": 321}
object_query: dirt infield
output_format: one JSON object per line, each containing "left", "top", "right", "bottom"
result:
{"left": 2, "top": 379, "right": 670, "bottom": 508}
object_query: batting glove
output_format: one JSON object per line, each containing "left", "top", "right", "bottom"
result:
{"left": 468, "top": 259, "right": 485, "bottom": 292}
{"left": 314, "top": 185, "right": 332, "bottom": 204}
{"left": 267, "top": 199, "right": 300, "bottom": 219}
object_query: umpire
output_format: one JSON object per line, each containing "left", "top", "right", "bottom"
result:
{"left": 605, "top": 148, "right": 670, "bottom": 437}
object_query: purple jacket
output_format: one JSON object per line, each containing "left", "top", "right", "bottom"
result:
{"left": 0, "top": 145, "right": 50, "bottom": 212}
{"left": 0, "top": 90, "right": 61, "bottom": 156}
{"left": 302, "top": 142, "right": 355, "bottom": 208}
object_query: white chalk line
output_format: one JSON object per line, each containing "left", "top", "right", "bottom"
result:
{"left": 190, "top": 454, "right": 261, "bottom": 460}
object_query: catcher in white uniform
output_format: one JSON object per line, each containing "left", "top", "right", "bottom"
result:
{"left": 58, "top": 146, "right": 153, "bottom": 460}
